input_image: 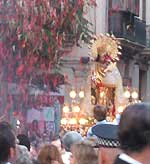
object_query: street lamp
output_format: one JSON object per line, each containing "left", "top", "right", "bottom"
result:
{"left": 78, "top": 90, "right": 85, "bottom": 98}
{"left": 124, "top": 90, "right": 131, "bottom": 99}
{"left": 131, "top": 91, "right": 138, "bottom": 99}
{"left": 61, "top": 118, "right": 67, "bottom": 125}
{"left": 69, "top": 88, "right": 85, "bottom": 99}
{"left": 124, "top": 87, "right": 139, "bottom": 104}
{"left": 61, "top": 87, "right": 89, "bottom": 131}
{"left": 72, "top": 105, "right": 81, "bottom": 113}
{"left": 63, "top": 105, "right": 70, "bottom": 113}
{"left": 69, "top": 89, "right": 77, "bottom": 99}
{"left": 117, "top": 106, "right": 125, "bottom": 113}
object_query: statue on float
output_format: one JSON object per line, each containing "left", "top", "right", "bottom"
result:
{"left": 90, "top": 34, "right": 126, "bottom": 116}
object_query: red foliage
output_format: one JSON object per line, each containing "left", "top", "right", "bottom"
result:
{"left": 0, "top": 0, "right": 95, "bottom": 115}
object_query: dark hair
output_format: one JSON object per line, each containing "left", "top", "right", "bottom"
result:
{"left": 0, "top": 121, "right": 16, "bottom": 162}
{"left": 17, "top": 134, "right": 30, "bottom": 151}
{"left": 119, "top": 103, "right": 150, "bottom": 153}
{"left": 93, "top": 105, "right": 107, "bottom": 121}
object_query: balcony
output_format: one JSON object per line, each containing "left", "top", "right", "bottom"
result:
{"left": 108, "top": 11, "right": 146, "bottom": 46}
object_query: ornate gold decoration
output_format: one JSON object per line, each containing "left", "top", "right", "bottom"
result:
{"left": 90, "top": 34, "right": 121, "bottom": 83}
{"left": 91, "top": 34, "right": 121, "bottom": 63}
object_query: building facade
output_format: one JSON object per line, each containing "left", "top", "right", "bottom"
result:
{"left": 107, "top": 0, "right": 150, "bottom": 102}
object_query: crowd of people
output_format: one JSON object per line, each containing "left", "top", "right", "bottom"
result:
{"left": 1, "top": 102, "right": 150, "bottom": 164}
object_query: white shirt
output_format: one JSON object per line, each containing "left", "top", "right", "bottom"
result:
{"left": 119, "top": 153, "right": 142, "bottom": 164}
{"left": 61, "top": 151, "right": 72, "bottom": 164}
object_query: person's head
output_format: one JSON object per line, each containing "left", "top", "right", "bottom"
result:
{"left": 93, "top": 105, "right": 107, "bottom": 121}
{"left": 0, "top": 121, "right": 16, "bottom": 163}
{"left": 119, "top": 103, "right": 150, "bottom": 153}
{"left": 16, "top": 145, "right": 32, "bottom": 164}
{"left": 82, "top": 137, "right": 99, "bottom": 148}
{"left": 92, "top": 123, "right": 121, "bottom": 164}
{"left": 38, "top": 144, "right": 63, "bottom": 164}
{"left": 17, "top": 134, "right": 31, "bottom": 151}
{"left": 71, "top": 141, "right": 98, "bottom": 164}
{"left": 51, "top": 138, "right": 62, "bottom": 152}
{"left": 62, "top": 131, "right": 83, "bottom": 152}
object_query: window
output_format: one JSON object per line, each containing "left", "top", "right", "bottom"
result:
{"left": 109, "top": 0, "right": 139, "bottom": 15}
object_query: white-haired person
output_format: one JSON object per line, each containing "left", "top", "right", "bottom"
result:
{"left": 16, "top": 144, "right": 33, "bottom": 164}
{"left": 61, "top": 131, "right": 83, "bottom": 164}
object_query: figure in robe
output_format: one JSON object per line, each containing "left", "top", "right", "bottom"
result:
{"left": 90, "top": 34, "right": 127, "bottom": 115}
